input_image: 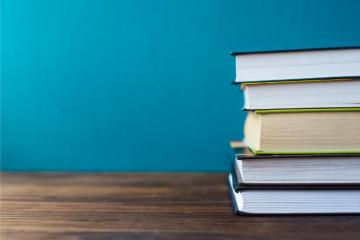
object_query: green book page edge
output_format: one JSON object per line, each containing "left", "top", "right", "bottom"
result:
{"left": 240, "top": 78, "right": 360, "bottom": 87}
{"left": 253, "top": 150, "right": 360, "bottom": 155}
{"left": 247, "top": 145, "right": 360, "bottom": 155}
{"left": 255, "top": 108, "right": 360, "bottom": 114}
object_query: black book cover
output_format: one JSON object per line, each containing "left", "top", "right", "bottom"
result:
{"left": 230, "top": 46, "right": 360, "bottom": 56}
{"left": 236, "top": 152, "right": 360, "bottom": 160}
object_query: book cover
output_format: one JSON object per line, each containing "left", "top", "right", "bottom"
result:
{"left": 230, "top": 46, "right": 360, "bottom": 56}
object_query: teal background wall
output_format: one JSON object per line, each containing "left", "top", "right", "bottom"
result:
{"left": 2, "top": 0, "right": 360, "bottom": 171}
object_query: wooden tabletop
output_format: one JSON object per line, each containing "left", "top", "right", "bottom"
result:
{"left": 1, "top": 173, "right": 360, "bottom": 240}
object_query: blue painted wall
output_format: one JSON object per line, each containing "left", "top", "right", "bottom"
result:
{"left": 2, "top": 0, "right": 360, "bottom": 171}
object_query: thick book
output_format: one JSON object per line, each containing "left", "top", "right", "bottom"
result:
{"left": 231, "top": 46, "right": 360, "bottom": 83}
{"left": 244, "top": 108, "right": 360, "bottom": 154}
{"left": 228, "top": 174, "right": 360, "bottom": 215}
{"left": 241, "top": 79, "right": 360, "bottom": 110}
{"left": 232, "top": 153, "right": 360, "bottom": 189}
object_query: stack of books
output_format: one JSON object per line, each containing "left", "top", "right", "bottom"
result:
{"left": 228, "top": 46, "right": 360, "bottom": 215}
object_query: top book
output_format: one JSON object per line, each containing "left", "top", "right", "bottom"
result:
{"left": 231, "top": 46, "right": 360, "bottom": 83}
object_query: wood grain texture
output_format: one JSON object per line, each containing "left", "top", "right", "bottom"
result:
{"left": 1, "top": 173, "right": 360, "bottom": 240}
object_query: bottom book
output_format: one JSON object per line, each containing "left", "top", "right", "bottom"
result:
{"left": 228, "top": 174, "right": 360, "bottom": 215}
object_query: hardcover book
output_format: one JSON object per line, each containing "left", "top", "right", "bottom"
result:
{"left": 232, "top": 153, "right": 360, "bottom": 190}
{"left": 241, "top": 78, "right": 360, "bottom": 110}
{"left": 244, "top": 108, "right": 360, "bottom": 154}
{"left": 231, "top": 46, "right": 360, "bottom": 83}
{"left": 228, "top": 174, "right": 360, "bottom": 215}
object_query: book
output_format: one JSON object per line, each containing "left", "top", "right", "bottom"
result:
{"left": 228, "top": 174, "right": 360, "bottom": 215}
{"left": 231, "top": 46, "right": 360, "bottom": 83}
{"left": 232, "top": 153, "right": 360, "bottom": 188}
{"left": 242, "top": 79, "right": 360, "bottom": 110}
{"left": 244, "top": 108, "right": 360, "bottom": 154}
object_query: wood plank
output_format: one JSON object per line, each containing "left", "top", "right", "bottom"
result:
{"left": 1, "top": 173, "right": 360, "bottom": 240}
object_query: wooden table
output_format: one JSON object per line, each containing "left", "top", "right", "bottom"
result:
{"left": 1, "top": 173, "right": 360, "bottom": 239}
